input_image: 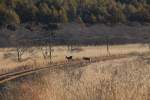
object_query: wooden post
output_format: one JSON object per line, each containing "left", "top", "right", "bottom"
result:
{"left": 49, "top": 32, "right": 53, "bottom": 64}
{"left": 106, "top": 36, "right": 111, "bottom": 56}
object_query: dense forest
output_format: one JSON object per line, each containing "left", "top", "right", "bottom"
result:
{"left": 0, "top": 0, "right": 150, "bottom": 47}
{"left": 0, "top": 0, "right": 150, "bottom": 27}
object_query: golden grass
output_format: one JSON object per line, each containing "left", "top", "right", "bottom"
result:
{"left": 0, "top": 44, "right": 149, "bottom": 74}
{"left": 1, "top": 56, "right": 150, "bottom": 100}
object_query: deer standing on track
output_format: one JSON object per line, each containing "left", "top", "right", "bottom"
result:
{"left": 66, "top": 56, "right": 73, "bottom": 62}
{"left": 82, "top": 57, "right": 91, "bottom": 62}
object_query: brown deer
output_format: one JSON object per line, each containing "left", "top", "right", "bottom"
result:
{"left": 83, "top": 57, "right": 91, "bottom": 62}
{"left": 66, "top": 56, "right": 73, "bottom": 62}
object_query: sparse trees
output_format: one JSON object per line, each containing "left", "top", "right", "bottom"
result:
{"left": 9, "top": 30, "right": 28, "bottom": 62}
{"left": 16, "top": 46, "right": 27, "bottom": 62}
{"left": 40, "top": 46, "right": 49, "bottom": 59}
{"left": 41, "top": 23, "right": 58, "bottom": 63}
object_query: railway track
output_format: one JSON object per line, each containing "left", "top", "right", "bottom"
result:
{"left": 0, "top": 54, "right": 141, "bottom": 84}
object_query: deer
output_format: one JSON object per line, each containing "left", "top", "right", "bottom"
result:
{"left": 82, "top": 57, "right": 91, "bottom": 62}
{"left": 66, "top": 56, "right": 73, "bottom": 62}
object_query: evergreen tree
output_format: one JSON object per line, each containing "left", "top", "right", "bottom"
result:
{"left": 15, "top": 1, "right": 38, "bottom": 23}
{"left": 0, "top": 0, "right": 149, "bottom": 25}
{"left": 0, "top": 5, "right": 7, "bottom": 26}
{"left": 6, "top": 9, "right": 20, "bottom": 25}
{"left": 59, "top": 7, "right": 68, "bottom": 23}
{"left": 37, "top": 3, "right": 51, "bottom": 24}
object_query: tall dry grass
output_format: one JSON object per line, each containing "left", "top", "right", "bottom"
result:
{"left": 0, "top": 44, "right": 149, "bottom": 73}
{"left": 1, "top": 56, "right": 150, "bottom": 100}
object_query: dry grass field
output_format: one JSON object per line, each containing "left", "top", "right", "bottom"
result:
{"left": 0, "top": 44, "right": 150, "bottom": 100}
{"left": 1, "top": 55, "right": 150, "bottom": 100}
{"left": 0, "top": 44, "right": 149, "bottom": 74}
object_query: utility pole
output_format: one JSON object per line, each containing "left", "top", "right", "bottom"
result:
{"left": 106, "top": 36, "right": 111, "bottom": 56}
{"left": 47, "top": 23, "right": 58, "bottom": 64}
{"left": 49, "top": 31, "right": 53, "bottom": 63}
{"left": 42, "top": 23, "right": 58, "bottom": 64}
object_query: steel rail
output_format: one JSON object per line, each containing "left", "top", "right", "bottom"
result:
{"left": 0, "top": 54, "right": 137, "bottom": 85}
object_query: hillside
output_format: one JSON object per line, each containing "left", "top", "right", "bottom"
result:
{"left": 0, "top": 0, "right": 150, "bottom": 25}
{"left": 0, "top": 0, "right": 150, "bottom": 46}
{"left": 57, "top": 23, "right": 150, "bottom": 45}
{"left": 0, "top": 23, "right": 150, "bottom": 47}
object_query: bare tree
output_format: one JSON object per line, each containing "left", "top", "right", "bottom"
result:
{"left": 38, "top": 46, "right": 49, "bottom": 59}
{"left": 10, "top": 38, "right": 27, "bottom": 62}
{"left": 9, "top": 25, "right": 28, "bottom": 62}
{"left": 67, "top": 40, "right": 73, "bottom": 52}
{"left": 42, "top": 23, "right": 58, "bottom": 63}
{"left": 49, "top": 31, "right": 53, "bottom": 63}
{"left": 16, "top": 46, "right": 27, "bottom": 62}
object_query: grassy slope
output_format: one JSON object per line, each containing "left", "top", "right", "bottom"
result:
{"left": 1, "top": 55, "right": 150, "bottom": 100}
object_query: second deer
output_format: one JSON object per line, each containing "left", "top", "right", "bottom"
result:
{"left": 66, "top": 56, "right": 73, "bottom": 62}
{"left": 82, "top": 57, "right": 91, "bottom": 62}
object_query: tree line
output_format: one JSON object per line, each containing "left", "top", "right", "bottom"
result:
{"left": 0, "top": 0, "right": 150, "bottom": 27}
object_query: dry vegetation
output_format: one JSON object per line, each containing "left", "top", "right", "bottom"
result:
{"left": 0, "top": 44, "right": 149, "bottom": 74}
{"left": 0, "top": 44, "right": 150, "bottom": 100}
{"left": 1, "top": 55, "right": 150, "bottom": 100}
